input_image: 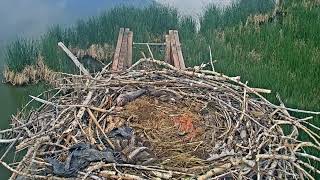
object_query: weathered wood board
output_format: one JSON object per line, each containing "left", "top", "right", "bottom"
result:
{"left": 165, "top": 30, "right": 186, "bottom": 69}
{"left": 112, "top": 28, "right": 133, "bottom": 71}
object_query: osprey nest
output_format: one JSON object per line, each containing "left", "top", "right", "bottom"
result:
{"left": 1, "top": 59, "right": 320, "bottom": 180}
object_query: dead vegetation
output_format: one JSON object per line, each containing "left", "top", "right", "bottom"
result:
{"left": 70, "top": 44, "right": 114, "bottom": 62}
{"left": 245, "top": 0, "right": 285, "bottom": 26}
{"left": 246, "top": 14, "right": 271, "bottom": 26}
{"left": 0, "top": 58, "right": 319, "bottom": 179}
{"left": 3, "top": 56, "right": 60, "bottom": 86}
{"left": 2, "top": 43, "right": 114, "bottom": 86}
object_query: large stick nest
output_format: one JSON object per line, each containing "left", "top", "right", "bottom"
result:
{"left": 1, "top": 59, "right": 320, "bottom": 180}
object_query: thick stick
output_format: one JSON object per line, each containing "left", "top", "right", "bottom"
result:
{"left": 147, "top": 44, "right": 154, "bottom": 59}
{"left": 209, "top": 46, "right": 215, "bottom": 72}
{"left": 58, "top": 42, "right": 90, "bottom": 76}
{"left": 87, "top": 108, "right": 115, "bottom": 150}
{"left": 0, "top": 137, "right": 24, "bottom": 143}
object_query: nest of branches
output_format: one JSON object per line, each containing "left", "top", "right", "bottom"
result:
{"left": 1, "top": 59, "right": 319, "bottom": 180}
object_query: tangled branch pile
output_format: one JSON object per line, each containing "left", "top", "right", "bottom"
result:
{"left": 1, "top": 59, "right": 320, "bottom": 179}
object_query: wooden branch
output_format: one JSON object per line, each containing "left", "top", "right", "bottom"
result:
{"left": 29, "top": 95, "right": 58, "bottom": 107}
{"left": 250, "top": 88, "right": 271, "bottom": 94}
{"left": 197, "top": 163, "right": 234, "bottom": 180}
{"left": 0, "top": 137, "right": 24, "bottom": 143}
{"left": 76, "top": 91, "right": 93, "bottom": 120}
{"left": 147, "top": 44, "right": 154, "bottom": 59}
{"left": 58, "top": 42, "right": 90, "bottom": 76}
{"left": 209, "top": 46, "right": 215, "bottom": 72}
{"left": 87, "top": 108, "right": 115, "bottom": 150}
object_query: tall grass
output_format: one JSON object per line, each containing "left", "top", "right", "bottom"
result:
{"left": 198, "top": 1, "right": 320, "bottom": 176}
{"left": 200, "top": 0, "right": 274, "bottom": 32}
{"left": 199, "top": 1, "right": 320, "bottom": 111}
{"left": 5, "top": 5, "right": 182, "bottom": 73}
{"left": 5, "top": 39, "right": 39, "bottom": 72}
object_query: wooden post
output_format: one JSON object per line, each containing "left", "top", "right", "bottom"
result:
{"left": 169, "top": 30, "right": 180, "bottom": 69}
{"left": 165, "top": 35, "right": 171, "bottom": 64}
{"left": 112, "top": 28, "right": 124, "bottom": 71}
{"left": 118, "top": 28, "right": 129, "bottom": 71}
{"left": 127, "top": 31, "right": 133, "bottom": 68}
{"left": 174, "top": 30, "right": 185, "bottom": 69}
{"left": 58, "top": 42, "right": 90, "bottom": 76}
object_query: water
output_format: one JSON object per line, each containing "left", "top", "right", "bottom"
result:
{"left": 0, "top": 45, "right": 44, "bottom": 177}
{"left": 0, "top": 49, "right": 22, "bottom": 178}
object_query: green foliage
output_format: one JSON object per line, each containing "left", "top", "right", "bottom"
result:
{"left": 5, "top": 4, "right": 182, "bottom": 73}
{"left": 5, "top": 39, "right": 39, "bottom": 72}
{"left": 197, "top": 2, "right": 320, "bottom": 175}
{"left": 199, "top": 1, "right": 320, "bottom": 112}
{"left": 40, "top": 25, "right": 76, "bottom": 73}
{"left": 64, "top": 4, "right": 179, "bottom": 48}
{"left": 200, "top": 0, "right": 274, "bottom": 32}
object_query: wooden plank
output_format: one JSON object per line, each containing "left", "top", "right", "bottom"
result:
{"left": 169, "top": 30, "right": 180, "bottom": 69}
{"left": 118, "top": 28, "right": 129, "bottom": 71}
{"left": 165, "top": 35, "right": 171, "bottom": 64}
{"left": 127, "top": 31, "right": 133, "bottom": 68}
{"left": 112, "top": 28, "right": 124, "bottom": 71}
{"left": 58, "top": 42, "right": 90, "bottom": 76}
{"left": 174, "top": 30, "right": 185, "bottom": 69}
